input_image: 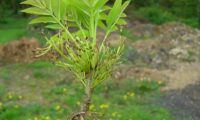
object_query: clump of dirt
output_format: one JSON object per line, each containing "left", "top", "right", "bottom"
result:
{"left": 131, "top": 22, "right": 200, "bottom": 67}
{"left": 0, "top": 38, "right": 42, "bottom": 63}
{"left": 117, "top": 22, "right": 200, "bottom": 91}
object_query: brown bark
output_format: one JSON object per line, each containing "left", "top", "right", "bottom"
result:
{"left": 81, "top": 85, "right": 92, "bottom": 114}
{"left": 71, "top": 80, "right": 92, "bottom": 120}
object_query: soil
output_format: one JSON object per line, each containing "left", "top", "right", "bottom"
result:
{"left": 0, "top": 38, "right": 40, "bottom": 63}
{"left": 114, "top": 62, "right": 200, "bottom": 91}
{"left": 0, "top": 38, "right": 54, "bottom": 63}
{"left": 158, "top": 82, "right": 200, "bottom": 120}
{"left": 114, "top": 22, "right": 200, "bottom": 119}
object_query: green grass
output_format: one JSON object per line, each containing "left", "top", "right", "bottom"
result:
{"left": 0, "top": 16, "right": 44, "bottom": 44}
{"left": 0, "top": 29, "right": 27, "bottom": 43}
{"left": 0, "top": 17, "right": 28, "bottom": 44}
{"left": 132, "top": 6, "right": 199, "bottom": 28}
{"left": 26, "top": 61, "right": 54, "bottom": 69}
{"left": 136, "top": 6, "right": 177, "bottom": 25}
{"left": 0, "top": 61, "right": 174, "bottom": 120}
{"left": 0, "top": 68, "right": 11, "bottom": 80}
{"left": 121, "top": 28, "right": 141, "bottom": 41}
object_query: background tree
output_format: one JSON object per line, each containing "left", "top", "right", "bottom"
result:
{"left": 198, "top": 0, "right": 200, "bottom": 28}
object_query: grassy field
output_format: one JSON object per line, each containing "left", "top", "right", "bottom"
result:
{"left": 0, "top": 16, "right": 44, "bottom": 44}
{"left": 1, "top": 15, "right": 196, "bottom": 120}
{"left": 0, "top": 61, "right": 173, "bottom": 120}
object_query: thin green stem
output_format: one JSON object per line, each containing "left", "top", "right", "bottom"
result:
{"left": 44, "top": 5, "right": 76, "bottom": 42}
{"left": 99, "top": 31, "right": 110, "bottom": 51}
{"left": 51, "top": 14, "right": 75, "bottom": 41}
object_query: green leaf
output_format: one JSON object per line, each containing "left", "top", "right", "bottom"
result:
{"left": 117, "top": 19, "right": 127, "bottom": 25}
{"left": 73, "top": 30, "right": 89, "bottom": 38}
{"left": 99, "top": 13, "right": 107, "bottom": 20}
{"left": 91, "top": 51, "right": 99, "bottom": 69}
{"left": 29, "top": 17, "right": 56, "bottom": 24}
{"left": 95, "top": 0, "right": 108, "bottom": 10}
{"left": 110, "top": 26, "right": 118, "bottom": 32}
{"left": 21, "top": 7, "right": 49, "bottom": 15}
{"left": 51, "top": 0, "right": 60, "bottom": 19}
{"left": 106, "top": 0, "right": 122, "bottom": 27}
{"left": 121, "top": 13, "right": 127, "bottom": 17}
{"left": 106, "top": 0, "right": 130, "bottom": 31}
{"left": 121, "top": 1, "right": 131, "bottom": 14}
{"left": 60, "top": 0, "right": 68, "bottom": 20}
{"left": 101, "top": 6, "right": 111, "bottom": 12}
{"left": 21, "top": 0, "right": 42, "bottom": 8}
{"left": 46, "top": 24, "right": 61, "bottom": 29}
{"left": 98, "top": 21, "right": 107, "bottom": 30}
{"left": 44, "top": 0, "right": 52, "bottom": 11}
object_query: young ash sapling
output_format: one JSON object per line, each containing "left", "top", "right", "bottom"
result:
{"left": 21, "top": 0, "right": 130, "bottom": 118}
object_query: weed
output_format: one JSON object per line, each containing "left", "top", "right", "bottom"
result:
{"left": 0, "top": 17, "right": 44, "bottom": 44}
{"left": 0, "top": 68, "right": 11, "bottom": 80}
{"left": 26, "top": 61, "right": 53, "bottom": 69}
{"left": 121, "top": 28, "right": 140, "bottom": 41}
{"left": 33, "top": 70, "right": 50, "bottom": 79}
{"left": 0, "top": 62, "right": 174, "bottom": 119}
{"left": 137, "top": 6, "right": 176, "bottom": 25}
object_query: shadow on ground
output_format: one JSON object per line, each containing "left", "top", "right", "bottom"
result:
{"left": 157, "top": 82, "right": 200, "bottom": 120}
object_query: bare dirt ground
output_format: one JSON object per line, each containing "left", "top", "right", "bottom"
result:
{"left": 158, "top": 82, "right": 200, "bottom": 120}
{"left": 121, "top": 21, "right": 200, "bottom": 119}
{"left": 113, "top": 22, "right": 200, "bottom": 90}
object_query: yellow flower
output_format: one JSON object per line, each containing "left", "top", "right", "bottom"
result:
{"left": 158, "top": 80, "right": 163, "bottom": 85}
{"left": 140, "top": 77, "right": 144, "bottom": 80}
{"left": 8, "top": 95, "right": 13, "bottom": 99}
{"left": 89, "top": 104, "right": 95, "bottom": 111}
{"left": 63, "top": 88, "right": 67, "bottom": 93}
{"left": 45, "top": 116, "right": 50, "bottom": 120}
{"left": 7, "top": 92, "right": 13, "bottom": 100}
{"left": 123, "top": 95, "right": 128, "bottom": 100}
{"left": 14, "top": 105, "right": 19, "bottom": 109}
{"left": 18, "top": 95, "right": 22, "bottom": 99}
{"left": 128, "top": 92, "right": 135, "bottom": 97}
{"left": 112, "top": 112, "right": 118, "bottom": 117}
{"left": 34, "top": 117, "right": 38, "bottom": 120}
{"left": 55, "top": 105, "right": 61, "bottom": 111}
{"left": 0, "top": 102, "right": 3, "bottom": 108}
{"left": 100, "top": 104, "right": 109, "bottom": 109}
{"left": 76, "top": 101, "right": 81, "bottom": 106}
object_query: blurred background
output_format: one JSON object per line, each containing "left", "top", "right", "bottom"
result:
{"left": 0, "top": 0, "right": 200, "bottom": 120}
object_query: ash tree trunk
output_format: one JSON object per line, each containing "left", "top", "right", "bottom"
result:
{"left": 81, "top": 81, "right": 92, "bottom": 114}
